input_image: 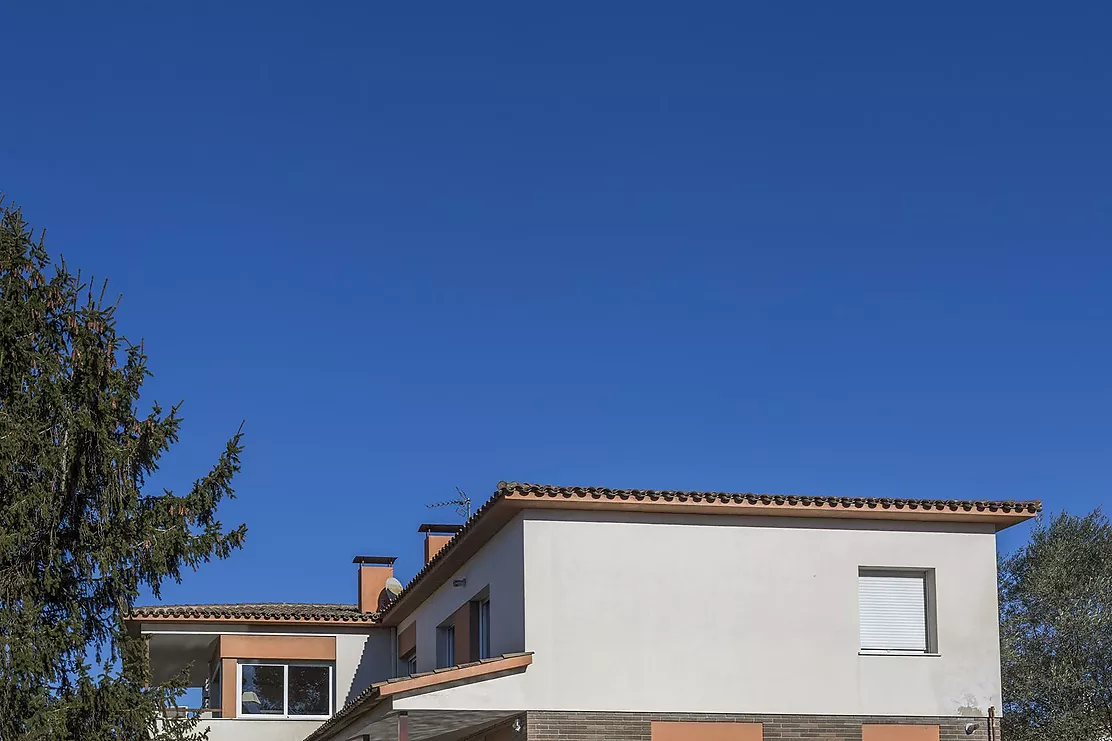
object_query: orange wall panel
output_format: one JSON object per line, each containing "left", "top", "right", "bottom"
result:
{"left": 450, "top": 602, "right": 474, "bottom": 664}
{"left": 218, "top": 634, "right": 336, "bottom": 661}
{"left": 862, "top": 725, "right": 941, "bottom": 741}
{"left": 398, "top": 623, "right": 417, "bottom": 657}
{"left": 220, "top": 657, "right": 237, "bottom": 719}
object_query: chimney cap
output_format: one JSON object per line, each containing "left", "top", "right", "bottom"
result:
{"left": 352, "top": 555, "right": 397, "bottom": 565}
{"left": 418, "top": 523, "right": 464, "bottom": 534}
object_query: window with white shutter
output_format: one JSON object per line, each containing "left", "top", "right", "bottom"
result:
{"left": 858, "top": 569, "right": 934, "bottom": 653}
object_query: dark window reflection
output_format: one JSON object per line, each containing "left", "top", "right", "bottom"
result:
{"left": 288, "top": 666, "right": 330, "bottom": 716}
{"left": 241, "top": 665, "right": 284, "bottom": 715}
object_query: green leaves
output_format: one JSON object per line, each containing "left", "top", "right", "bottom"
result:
{"left": 0, "top": 199, "right": 246, "bottom": 740}
{"left": 1000, "top": 509, "right": 1112, "bottom": 741}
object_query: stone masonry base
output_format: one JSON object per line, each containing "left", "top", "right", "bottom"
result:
{"left": 524, "top": 711, "right": 994, "bottom": 741}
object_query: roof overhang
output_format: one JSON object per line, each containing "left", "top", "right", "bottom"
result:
{"left": 326, "top": 709, "right": 521, "bottom": 741}
{"left": 146, "top": 633, "right": 218, "bottom": 685}
{"left": 379, "top": 483, "right": 1041, "bottom": 625}
{"left": 304, "top": 653, "right": 532, "bottom": 741}
{"left": 123, "top": 603, "right": 383, "bottom": 632}
{"left": 126, "top": 615, "right": 383, "bottom": 631}
{"left": 418, "top": 524, "right": 464, "bottom": 534}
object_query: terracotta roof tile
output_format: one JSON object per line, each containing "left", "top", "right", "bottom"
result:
{"left": 126, "top": 602, "right": 379, "bottom": 623}
{"left": 503, "top": 481, "right": 1043, "bottom": 514}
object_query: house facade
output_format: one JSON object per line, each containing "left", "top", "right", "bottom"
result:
{"left": 128, "top": 482, "right": 1040, "bottom": 741}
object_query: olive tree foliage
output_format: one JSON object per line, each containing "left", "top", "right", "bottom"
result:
{"left": 1000, "top": 509, "right": 1112, "bottom": 741}
{"left": 0, "top": 199, "right": 247, "bottom": 740}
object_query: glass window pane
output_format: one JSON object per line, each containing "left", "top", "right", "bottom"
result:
{"left": 288, "top": 666, "right": 330, "bottom": 716}
{"left": 478, "top": 599, "right": 491, "bottom": 659}
{"left": 207, "top": 663, "right": 221, "bottom": 712}
{"left": 241, "top": 664, "right": 284, "bottom": 715}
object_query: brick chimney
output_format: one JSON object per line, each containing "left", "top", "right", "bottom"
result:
{"left": 353, "top": 556, "right": 397, "bottom": 613}
{"left": 418, "top": 524, "right": 463, "bottom": 564}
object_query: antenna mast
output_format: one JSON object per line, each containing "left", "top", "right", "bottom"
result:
{"left": 426, "top": 487, "right": 472, "bottom": 520}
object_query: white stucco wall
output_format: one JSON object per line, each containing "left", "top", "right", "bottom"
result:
{"left": 397, "top": 514, "right": 526, "bottom": 674}
{"left": 522, "top": 510, "right": 1001, "bottom": 717}
{"left": 343, "top": 629, "right": 395, "bottom": 703}
{"left": 200, "top": 718, "right": 323, "bottom": 741}
{"left": 400, "top": 509, "right": 1003, "bottom": 718}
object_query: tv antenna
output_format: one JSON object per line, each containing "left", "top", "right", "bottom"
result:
{"left": 427, "top": 487, "right": 472, "bottom": 520}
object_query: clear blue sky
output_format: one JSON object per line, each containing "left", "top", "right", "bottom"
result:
{"left": 2, "top": 2, "right": 1109, "bottom": 607}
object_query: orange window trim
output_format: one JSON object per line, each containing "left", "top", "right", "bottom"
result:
{"left": 450, "top": 602, "right": 476, "bottom": 664}
{"left": 651, "top": 722, "right": 763, "bottom": 740}
{"left": 862, "top": 724, "right": 941, "bottom": 741}
{"left": 218, "top": 634, "right": 336, "bottom": 661}
{"left": 220, "top": 657, "right": 237, "bottom": 719}
{"left": 398, "top": 623, "right": 417, "bottom": 657}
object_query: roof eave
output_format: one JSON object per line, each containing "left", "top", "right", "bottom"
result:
{"left": 303, "top": 653, "right": 533, "bottom": 741}
{"left": 504, "top": 489, "right": 1041, "bottom": 526}
{"left": 125, "top": 615, "right": 382, "bottom": 629}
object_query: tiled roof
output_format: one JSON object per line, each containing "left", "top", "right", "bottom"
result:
{"left": 304, "top": 652, "right": 533, "bottom": 741}
{"left": 132, "top": 483, "right": 1042, "bottom": 629}
{"left": 502, "top": 481, "right": 1043, "bottom": 514}
{"left": 126, "top": 602, "right": 380, "bottom": 623}
{"left": 378, "top": 481, "right": 1042, "bottom": 622}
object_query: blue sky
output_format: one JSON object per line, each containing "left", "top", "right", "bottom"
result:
{"left": 2, "top": 2, "right": 1109, "bottom": 606}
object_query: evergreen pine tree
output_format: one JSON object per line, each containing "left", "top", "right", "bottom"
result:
{"left": 0, "top": 198, "right": 247, "bottom": 740}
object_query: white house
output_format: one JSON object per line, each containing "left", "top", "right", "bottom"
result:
{"left": 129, "top": 482, "right": 1038, "bottom": 741}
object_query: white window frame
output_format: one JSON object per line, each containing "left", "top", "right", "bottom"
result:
{"left": 236, "top": 661, "right": 334, "bottom": 720}
{"left": 858, "top": 568, "right": 937, "bottom": 655}
{"left": 477, "top": 598, "right": 491, "bottom": 659}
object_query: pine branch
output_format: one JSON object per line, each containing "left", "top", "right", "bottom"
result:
{"left": 0, "top": 198, "right": 245, "bottom": 741}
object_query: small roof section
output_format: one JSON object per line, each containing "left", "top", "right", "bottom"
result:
{"left": 304, "top": 652, "right": 533, "bottom": 741}
{"left": 126, "top": 602, "right": 380, "bottom": 625}
{"left": 418, "top": 523, "right": 464, "bottom": 534}
{"left": 352, "top": 555, "right": 398, "bottom": 565}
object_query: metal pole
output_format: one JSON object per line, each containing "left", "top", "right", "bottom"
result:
{"left": 398, "top": 711, "right": 409, "bottom": 741}
{"left": 988, "top": 706, "right": 996, "bottom": 741}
